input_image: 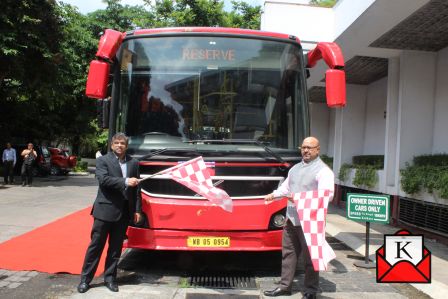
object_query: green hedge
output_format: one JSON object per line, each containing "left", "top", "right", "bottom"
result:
{"left": 337, "top": 155, "right": 383, "bottom": 188}
{"left": 401, "top": 154, "right": 448, "bottom": 198}
{"left": 413, "top": 154, "right": 448, "bottom": 167}
{"left": 352, "top": 155, "right": 384, "bottom": 169}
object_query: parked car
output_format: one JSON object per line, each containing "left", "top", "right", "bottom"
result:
{"left": 49, "top": 148, "right": 77, "bottom": 175}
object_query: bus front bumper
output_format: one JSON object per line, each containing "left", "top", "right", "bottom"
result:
{"left": 125, "top": 227, "right": 282, "bottom": 251}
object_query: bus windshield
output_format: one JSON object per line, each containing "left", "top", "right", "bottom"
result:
{"left": 113, "top": 35, "right": 308, "bottom": 151}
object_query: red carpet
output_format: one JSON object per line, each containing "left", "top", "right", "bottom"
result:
{"left": 0, "top": 207, "right": 107, "bottom": 276}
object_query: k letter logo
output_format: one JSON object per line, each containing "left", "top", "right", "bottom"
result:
{"left": 376, "top": 229, "right": 431, "bottom": 283}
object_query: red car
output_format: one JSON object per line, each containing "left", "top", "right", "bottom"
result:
{"left": 49, "top": 148, "right": 77, "bottom": 175}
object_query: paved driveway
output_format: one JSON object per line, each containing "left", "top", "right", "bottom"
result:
{"left": 0, "top": 174, "right": 97, "bottom": 243}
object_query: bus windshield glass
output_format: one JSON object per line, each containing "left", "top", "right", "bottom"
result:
{"left": 114, "top": 35, "right": 308, "bottom": 151}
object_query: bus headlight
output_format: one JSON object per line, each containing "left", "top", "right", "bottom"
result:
{"left": 273, "top": 214, "right": 286, "bottom": 227}
{"left": 268, "top": 208, "right": 287, "bottom": 230}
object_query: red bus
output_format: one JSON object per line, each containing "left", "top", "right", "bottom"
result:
{"left": 86, "top": 27, "right": 345, "bottom": 251}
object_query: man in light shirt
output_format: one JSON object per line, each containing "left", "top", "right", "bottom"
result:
{"left": 263, "top": 136, "right": 334, "bottom": 299}
{"left": 2, "top": 142, "right": 17, "bottom": 184}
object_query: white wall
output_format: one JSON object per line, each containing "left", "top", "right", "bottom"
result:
{"left": 261, "top": 1, "right": 334, "bottom": 50}
{"left": 340, "top": 85, "right": 367, "bottom": 164}
{"left": 310, "top": 102, "right": 330, "bottom": 154}
{"left": 396, "top": 51, "right": 436, "bottom": 169}
{"left": 432, "top": 46, "right": 448, "bottom": 154}
{"left": 363, "top": 77, "right": 387, "bottom": 154}
{"left": 333, "top": 0, "right": 376, "bottom": 39}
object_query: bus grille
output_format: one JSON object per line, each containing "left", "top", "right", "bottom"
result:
{"left": 140, "top": 178, "right": 281, "bottom": 198}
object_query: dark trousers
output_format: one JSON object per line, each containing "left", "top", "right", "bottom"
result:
{"left": 80, "top": 212, "right": 129, "bottom": 284}
{"left": 21, "top": 163, "right": 33, "bottom": 185}
{"left": 279, "top": 220, "right": 319, "bottom": 294}
{"left": 3, "top": 161, "right": 14, "bottom": 183}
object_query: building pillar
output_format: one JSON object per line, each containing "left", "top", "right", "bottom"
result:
{"left": 384, "top": 57, "right": 400, "bottom": 195}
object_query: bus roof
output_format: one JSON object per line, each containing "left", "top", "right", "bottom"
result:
{"left": 130, "top": 27, "right": 300, "bottom": 44}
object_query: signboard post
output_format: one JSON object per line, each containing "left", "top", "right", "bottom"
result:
{"left": 347, "top": 193, "right": 390, "bottom": 268}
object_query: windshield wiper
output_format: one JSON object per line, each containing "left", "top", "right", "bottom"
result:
{"left": 139, "top": 148, "right": 168, "bottom": 160}
{"left": 254, "top": 140, "right": 287, "bottom": 164}
{"left": 185, "top": 139, "right": 286, "bottom": 164}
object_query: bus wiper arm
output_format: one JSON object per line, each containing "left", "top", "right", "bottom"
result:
{"left": 254, "top": 140, "right": 286, "bottom": 164}
{"left": 139, "top": 148, "right": 168, "bottom": 160}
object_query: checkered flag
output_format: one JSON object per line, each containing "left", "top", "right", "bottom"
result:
{"left": 293, "top": 189, "right": 335, "bottom": 271}
{"left": 158, "top": 156, "right": 233, "bottom": 212}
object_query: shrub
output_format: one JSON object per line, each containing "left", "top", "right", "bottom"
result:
{"left": 338, "top": 163, "right": 351, "bottom": 182}
{"left": 74, "top": 158, "right": 88, "bottom": 173}
{"left": 338, "top": 155, "right": 382, "bottom": 188}
{"left": 353, "top": 165, "right": 378, "bottom": 188}
{"left": 352, "top": 155, "right": 384, "bottom": 169}
{"left": 401, "top": 154, "right": 448, "bottom": 199}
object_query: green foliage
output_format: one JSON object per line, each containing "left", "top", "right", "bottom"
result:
{"left": 400, "top": 163, "right": 420, "bottom": 194}
{"left": 178, "top": 277, "right": 190, "bottom": 288}
{"left": 413, "top": 154, "right": 448, "bottom": 167}
{"left": 0, "top": 0, "right": 65, "bottom": 142}
{"left": 227, "top": 1, "right": 262, "bottom": 29}
{"left": 310, "top": 0, "right": 338, "bottom": 7}
{"left": 353, "top": 166, "right": 378, "bottom": 188}
{"left": 401, "top": 155, "right": 448, "bottom": 198}
{"left": 338, "top": 163, "right": 351, "bottom": 182}
{"left": 97, "top": 129, "right": 109, "bottom": 152}
{"left": 352, "top": 155, "right": 384, "bottom": 169}
{"left": 74, "top": 160, "right": 88, "bottom": 172}
{"left": 339, "top": 155, "right": 381, "bottom": 188}
{"left": 149, "top": 0, "right": 261, "bottom": 29}
{"left": 320, "top": 154, "right": 333, "bottom": 168}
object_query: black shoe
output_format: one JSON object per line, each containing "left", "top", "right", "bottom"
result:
{"left": 264, "top": 287, "right": 291, "bottom": 297}
{"left": 77, "top": 282, "right": 90, "bottom": 293}
{"left": 105, "top": 281, "right": 119, "bottom": 292}
{"left": 302, "top": 293, "right": 316, "bottom": 299}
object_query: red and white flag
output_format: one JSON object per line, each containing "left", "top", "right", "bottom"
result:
{"left": 158, "top": 156, "right": 233, "bottom": 212}
{"left": 293, "top": 189, "right": 335, "bottom": 271}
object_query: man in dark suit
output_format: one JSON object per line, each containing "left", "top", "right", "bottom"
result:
{"left": 77, "top": 133, "right": 142, "bottom": 293}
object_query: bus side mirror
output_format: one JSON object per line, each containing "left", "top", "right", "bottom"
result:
{"left": 86, "top": 60, "right": 110, "bottom": 99}
{"left": 325, "top": 69, "right": 346, "bottom": 108}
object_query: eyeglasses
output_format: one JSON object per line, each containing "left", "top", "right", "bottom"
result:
{"left": 298, "top": 146, "right": 319, "bottom": 151}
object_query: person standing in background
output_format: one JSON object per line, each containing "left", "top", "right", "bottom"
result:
{"left": 21, "top": 143, "right": 37, "bottom": 187}
{"left": 2, "top": 142, "right": 17, "bottom": 184}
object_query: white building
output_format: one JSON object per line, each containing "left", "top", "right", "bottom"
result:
{"left": 262, "top": 0, "right": 448, "bottom": 239}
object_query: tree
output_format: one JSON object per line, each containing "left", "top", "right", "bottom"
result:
{"left": 227, "top": 1, "right": 262, "bottom": 29}
{"left": 0, "top": 0, "right": 64, "bottom": 143}
{"left": 150, "top": 0, "right": 261, "bottom": 28}
{"left": 310, "top": 0, "right": 338, "bottom": 8}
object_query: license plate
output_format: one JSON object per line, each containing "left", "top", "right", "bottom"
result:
{"left": 187, "top": 236, "right": 230, "bottom": 247}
